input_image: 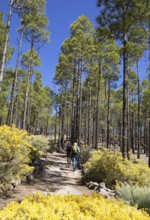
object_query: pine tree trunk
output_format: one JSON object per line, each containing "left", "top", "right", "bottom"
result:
{"left": 66, "top": 115, "right": 69, "bottom": 140}
{"left": 58, "top": 107, "right": 61, "bottom": 148}
{"left": 45, "top": 117, "right": 49, "bottom": 137}
{"left": 88, "top": 82, "right": 92, "bottom": 147}
{"left": 58, "top": 86, "right": 64, "bottom": 148}
{"left": 92, "top": 113, "right": 95, "bottom": 148}
{"left": 71, "top": 63, "right": 76, "bottom": 144}
{"left": 0, "top": 0, "right": 13, "bottom": 91}
{"left": 26, "top": 99, "right": 32, "bottom": 132}
{"left": 122, "top": 40, "right": 128, "bottom": 158}
{"left": 13, "top": 95, "right": 18, "bottom": 125}
{"left": 78, "top": 60, "right": 83, "bottom": 146}
{"left": 60, "top": 85, "right": 67, "bottom": 149}
{"left": 22, "top": 40, "right": 34, "bottom": 130}
{"left": 137, "top": 60, "right": 141, "bottom": 159}
{"left": 22, "top": 71, "right": 30, "bottom": 130}
{"left": 54, "top": 109, "right": 57, "bottom": 143}
{"left": 131, "top": 108, "right": 135, "bottom": 154}
{"left": 127, "top": 64, "right": 130, "bottom": 159}
{"left": 76, "top": 63, "right": 80, "bottom": 143}
{"left": 118, "top": 112, "right": 122, "bottom": 150}
{"left": 106, "top": 80, "right": 110, "bottom": 148}
{"left": 135, "top": 121, "right": 138, "bottom": 151}
{"left": 7, "top": 29, "right": 23, "bottom": 126}
{"left": 104, "top": 77, "right": 107, "bottom": 146}
{"left": 143, "top": 121, "right": 146, "bottom": 154}
{"left": 95, "top": 62, "right": 101, "bottom": 149}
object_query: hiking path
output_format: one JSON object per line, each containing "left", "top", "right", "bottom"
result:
{"left": 0, "top": 152, "right": 92, "bottom": 209}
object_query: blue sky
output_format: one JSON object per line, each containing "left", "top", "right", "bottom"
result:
{"left": 1, "top": 0, "right": 148, "bottom": 92}
{"left": 1, "top": 0, "right": 99, "bottom": 91}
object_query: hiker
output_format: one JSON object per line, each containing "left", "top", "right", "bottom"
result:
{"left": 66, "top": 141, "right": 72, "bottom": 165}
{"left": 72, "top": 142, "right": 80, "bottom": 171}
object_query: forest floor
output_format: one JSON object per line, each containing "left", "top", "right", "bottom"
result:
{"left": 133, "top": 151, "right": 149, "bottom": 164}
{"left": 0, "top": 152, "right": 92, "bottom": 210}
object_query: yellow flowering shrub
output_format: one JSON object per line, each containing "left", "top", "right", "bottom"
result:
{"left": 0, "top": 193, "right": 149, "bottom": 220}
{"left": 84, "top": 149, "right": 150, "bottom": 187}
{"left": 0, "top": 125, "right": 34, "bottom": 191}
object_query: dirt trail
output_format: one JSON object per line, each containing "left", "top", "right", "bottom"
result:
{"left": 0, "top": 152, "right": 92, "bottom": 209}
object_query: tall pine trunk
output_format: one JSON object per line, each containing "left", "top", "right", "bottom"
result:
{"left": 127, "top": 63, "right": 130, "bottom": 159}
{"left": 106, "top": 80, "right": 110, "bottom": 148}
{"left": 78, "top": 60, "right": 83, "bottom": 146}
{"left": 60, "top": 85, "right": 67, "bottom": 149}
{"left": 122, "top": 40, "right": 128, "bottom": 158}
{"left": 131, "top": 105, "right": 135, "bottom": 154}
{"left": 75, "top": 63, "right": 80, "bottom": 143}
{"left": 7, "top": 29, "right": 23, "bottom": 125}
{"left": 22, "top": 70, "right": 31, "bottom": 130}
{"left": 58, "top": 85, "right": 64, "bottom": 148}
{"left": 71, "top": 62, "right": 76, "bottom": 144}
{"left": 88, "top": 81, "right": 92, "bottom": 147}
{"left": 22, "top": 41, "right": 34, "bottom": 130}
{"left": 0, "top": 0, "right": 13, "bottom": 91}
{"left": 95, "top": 62, "right": 101, "bottom": 149}
{"left": 54, "top": 109, "right": 58, "bottom": 143}
{"left": 137, "top": 60, "right": 141, "bottom": 159}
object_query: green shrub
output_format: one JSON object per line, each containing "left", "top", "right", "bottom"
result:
{"left": 48, "top": 140, "right": 57, "bottom": 153}
{"left": 81, "top": 147, "right": 92, "bottom": 164}
{"left": 84, "top": 149, "right": 150, "bottom": 188}
{"left": 116, "top": 183, "right": 150, "bottom": 214}
{"left": 30, "top": 135, "right": 49, "bottom": 162}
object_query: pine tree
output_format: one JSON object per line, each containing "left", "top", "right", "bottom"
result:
{"left": 96, "top": 0, "right": 149, "bottom": 157}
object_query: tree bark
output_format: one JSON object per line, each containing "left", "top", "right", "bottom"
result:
{"left": 95, "top": 62, "right": 101, "bottom": 149}
{"left": 22, "top": 71, "right": 31, "bottom": 130}
{"left": 106, "top": 80, "right": 110, "bottom": 148}
{"left": 60, "top": 85, "right": 67, "bottom": 149}
{"left": 131, "top": 107, "right": 135, "bottom": 154}
{"left": 137, "top": 60, "right": 141, "bottom": 159}
{"left": 54, "top": 108, "right": 58, "bottom": 143}
{"left": 78, "top": 59, "right": 83, "bottom": 146}
{"left": 71, "top": 62, "right": 76, "bottom": 144}
{"left": 88, "top": 81, "right": 92, "bottom": 147}
{"left": 0, "top": 0, "right": 14, "bottom": 91}
{"left": 122, "top": 40, "right": 128, "bottom": 158}
{"left": 7, "top": 29, "right": 23, "bottom": 125}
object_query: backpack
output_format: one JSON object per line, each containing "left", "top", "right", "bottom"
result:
{"left": 67, "top": 143, "right": 72, "bottom": 152}
{"left": 72, "top": 143, "right": 78, "bottom": 154}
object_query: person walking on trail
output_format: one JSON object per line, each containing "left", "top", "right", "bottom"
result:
{"left": 72, "top": 142, "right": 80, "bottom": 171}
{"left": 66, "top": 141, "right": 72, "bottom": 166}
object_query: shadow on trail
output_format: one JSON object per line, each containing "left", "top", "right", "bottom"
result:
{"left": 46, "top": 160, "right": 66, "bottom": 167}
{"left": 0, "top": 152, "right": 90, "bottom": 209}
